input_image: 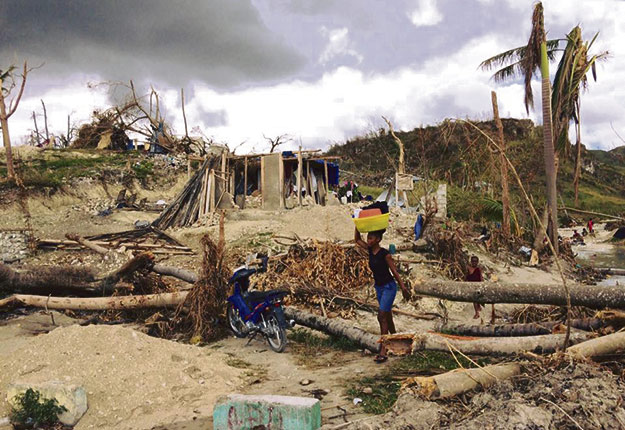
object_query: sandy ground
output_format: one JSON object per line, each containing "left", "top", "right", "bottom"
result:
{"left": 0, "top": 318, "right": 244, "bottom": 430}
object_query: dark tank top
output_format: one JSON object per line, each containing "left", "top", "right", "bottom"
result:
{"left": 368, "top": 247, "right": 394, "bottom": 286}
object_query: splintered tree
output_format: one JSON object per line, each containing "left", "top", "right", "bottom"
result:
{"left": 0, "top": 62, "right": 29, "bottom": 181}
{"left": 480, "top": 2, "right": 559, "bottom": 253}
{"left": 551, "top": 27, "right": 607, "bottom": 207}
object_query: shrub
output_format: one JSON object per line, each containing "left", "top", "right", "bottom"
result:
{"left": 10, "top": 388, "right": 67, "bottom": 428}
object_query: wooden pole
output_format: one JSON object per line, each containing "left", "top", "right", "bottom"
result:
{"left": 324, "top": 160, "right": 329, "bottom": 193}
{"left": 209, "top": 169, "right": 216, "bottom": 213}
{"left": 243, "top": 156, "right": 248, "bottom": 209}
{"left": 298, "top": 146, "right": 303, "bottom": 207}
{"left": 492, "top": 91, "right": 511, "bottom": 235}
{"left": 395, "top": 172, "right": 399, "bottom": 208}
{"left": 306, "top": 160, "right": 313, "bottom": 203}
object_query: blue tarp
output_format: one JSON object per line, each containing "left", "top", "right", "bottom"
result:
{"left": 311, "top": 159, "right": 339, "bottom": 186}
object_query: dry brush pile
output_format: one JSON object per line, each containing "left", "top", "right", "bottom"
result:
{"left": 256, "top": 240, "right": 373, "bottom": 317}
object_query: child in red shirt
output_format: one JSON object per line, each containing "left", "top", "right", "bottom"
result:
{"left": 466, "top": 255, "right": 483, "bottom": 319}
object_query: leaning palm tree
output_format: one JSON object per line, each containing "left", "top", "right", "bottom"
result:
{"left": 480, "top": 2, "right": 558, "bottom": 253}
{"left": 551, "top": 26, "right": 608, "bottom": 206}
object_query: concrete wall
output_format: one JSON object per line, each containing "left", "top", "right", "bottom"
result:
{"left": 261, "top": 153, "right": 284, "bottom": 210}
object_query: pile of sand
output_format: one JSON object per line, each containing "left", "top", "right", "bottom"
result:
{"left": 0, "top": 325, "right": 244, "bottom": 429}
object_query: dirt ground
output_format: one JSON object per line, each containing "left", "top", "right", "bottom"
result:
{"left": 1, "top": 172, "right": 624, "bottom": 429}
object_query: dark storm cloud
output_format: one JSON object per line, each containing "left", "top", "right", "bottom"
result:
{"left": 0, "top": 0, "right": 305, "bottom": 88}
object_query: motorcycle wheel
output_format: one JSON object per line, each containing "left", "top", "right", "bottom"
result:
{"left": 227, "top": 303, "right": 248, "bottom": 338}
{"left": 265, "top": 314, "right": 287, "bottom": 353}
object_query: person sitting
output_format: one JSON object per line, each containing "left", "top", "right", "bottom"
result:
{"left": 582, "top": 228, "right": 588, "bottom": 237}
{"left": 571, "top": 230, "right": 585, "bottom": 245}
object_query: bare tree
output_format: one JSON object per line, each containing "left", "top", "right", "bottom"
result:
{"left": 263, "top": 134, "right": 291, "bottom": 153}
{"left": 41, "top": 99, "right": 49, "bottom": 142}
{"left": 0, "top": 62, "right": 29, "bottom": 181}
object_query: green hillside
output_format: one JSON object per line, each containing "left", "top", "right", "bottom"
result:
{"left": 328, "top": 119, "right": 625, "bottom": 221}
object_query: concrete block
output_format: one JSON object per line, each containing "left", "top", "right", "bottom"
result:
{"left": 6, "top": 381, "right": 88, "bottom": 426}
{"left": 213, "top": 394, "right": 321, "bottom": 430}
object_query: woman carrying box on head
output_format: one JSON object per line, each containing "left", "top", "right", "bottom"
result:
{"left": 354, "top": 227, "right": 411, "bottom": 363}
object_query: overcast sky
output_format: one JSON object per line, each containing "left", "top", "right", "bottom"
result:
{"left": 2, "top": 0, "right": 624, "bottom": 152}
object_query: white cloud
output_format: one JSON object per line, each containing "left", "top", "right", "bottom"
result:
{"left": 409, "top": 0, "right": 443, "bottom": 28}
{"left": 10, "top": 79, "right": 110, "bottom": 145}
{"left": 318, "top": 27, "right": 363, "bottom": 65}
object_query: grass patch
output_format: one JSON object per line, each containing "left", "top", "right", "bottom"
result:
{"left": 225, "top": 357, "right": 252, "bottom": 369}
{"left": 288, "top": 328, "right": 362, "bottom": 352}
{"left": 287, "top": 328, "right": 362, "bottom": 369}
{"left": 131, "top": 159, "right": 154, "bottom": 180}
{"left": 359, "top": 185, "right": 383, "bottom": 199}
{"left": 346, "top": 351, "right": 490, "bottom": 415}
{"left": 0, "top": 150, "right": 150, "bottom": 189}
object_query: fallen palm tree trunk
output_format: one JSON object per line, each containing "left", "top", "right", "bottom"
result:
{"left": 152, "top": 264, "right": 198, "bottom": 284}
{"left": 382, "top": 331, "right": 592, "bottom": 356}
{"left": 284, "top": 307, "right": 381, "bottom": 353}
{"left": 565, "top": 331, "right": 625, "bottom": 359}
{"left": 597, "top": 268, "right": 625, "bottom": 276}
{"left": 0, "top": 291, "right": 188, "bottom": 311}
{"left": 440, "top": 318, "right": 606, "bottom": 337}
{"left": 403, "top": 363, "right": 521, "bottom": 399}
{"left": 558, "top": 207, "right": 625, "bottom": 222}
{"left": 412, "top": 280, "right": 625, "bottom": 309}
{"left": 0, "top": 264, "right": 98, "bottom": 296}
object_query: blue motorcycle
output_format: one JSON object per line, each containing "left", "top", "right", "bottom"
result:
{"left": 226, "top": 256, "right": 292, "bottom": 352}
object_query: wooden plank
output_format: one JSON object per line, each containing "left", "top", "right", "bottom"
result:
{"left": 209, "top": 169, "right": 216, "bottom": 213}
{"left": 306, "top": 161, "right": 313, "bottom": 203}
{"left": 243, "top": 156, "right": 248, "bottom": 209}
{"left": 198, "top": 169, "right": 207, "bottom": 217}
{"left": 298, "top": 147, "right": 303, "bottom": 207}
{"left": 279, "top": 153, "right": 285, "bottom": 209}
{"left": 229, "top": 149, "right": 321, "bottom": 160}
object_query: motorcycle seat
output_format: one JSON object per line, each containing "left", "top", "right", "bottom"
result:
{"left": 246, "top": 289, "right": 288, "bottom": 302}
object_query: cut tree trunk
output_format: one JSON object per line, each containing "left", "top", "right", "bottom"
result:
{"left": 284, "top": 307, "right": 381, "bottom": 353}
{"left": 404, "top": 363, "right": 521, "bottom": 399}
{"left": 565, "top": 331, "right": 625, "bottom": 359}
{"left": 382, "top": 331, "right": 591, "bottom": 356}
{"left": 0, "top": 291, "right": 188, "bottom": 311}
{"left": 152, "top": 264, "right": 198, "bottom": 284}
{"left": 440, "top": 318, "right": 606, "bottom": 337}
{"left": 65, "top": 233, "right": 111, "bottom": 255}
{"left": 97, "top": 252, "right": 155, "bottom": 294}
{"left": 0, "top": 264, "right": 98, "bottom": 297}
{"left": 411, "top": 280, "right": 625, "bottom": 309}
